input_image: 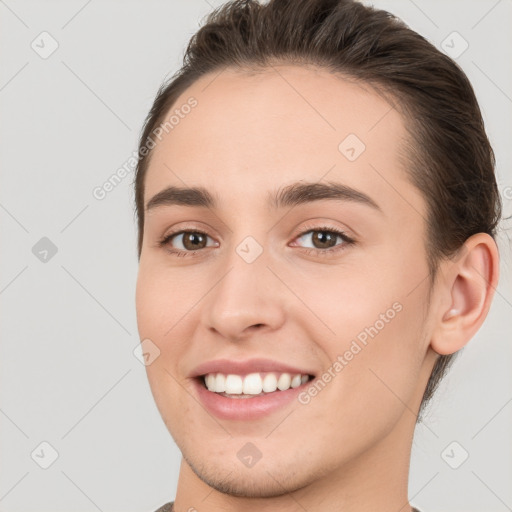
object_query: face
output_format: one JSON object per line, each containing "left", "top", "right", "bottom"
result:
{"left": 136, "top": 65, "right": 437, "bottom": 497}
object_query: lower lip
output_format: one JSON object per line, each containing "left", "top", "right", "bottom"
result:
{"left": 192, "top": 377, "right": 313, "bottom": 421}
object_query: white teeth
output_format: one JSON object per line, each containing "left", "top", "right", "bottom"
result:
{"left": 290, "top": 374, "right": 302, "bottom": 388}
{"left": 205, "top": 373, "right": 216, "bottom": 390}
{"left": 262, "top": 373, "right": 277, "bottom": 392}
{"left": 203, "top": 372, "right": 310, "bottom": 396}
{"left": 224, "top": 374, "right": 243, "bottom": 394}
{"left": 214, "top": 373, "right": 226, "bottom": 393}
{"left": 242, "top": 373, "right": 263, "bottom": 395}
{"left": 277, "top": 373, "right": 291, "bottom": 390}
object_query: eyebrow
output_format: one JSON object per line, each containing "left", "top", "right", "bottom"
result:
{"left": 145, "top": 181, "right": 382, "bottom": 213}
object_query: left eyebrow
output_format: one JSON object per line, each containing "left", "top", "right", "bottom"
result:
{"left": 269, "top": 181, "right": 382, "bottom": 212}
{"left": 145, "top": 181, "right": 382, "bottom": 213}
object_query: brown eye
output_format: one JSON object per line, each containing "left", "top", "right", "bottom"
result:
{"left": 296, "top": 229, "right": 344, "bottom": 250}
{"left": 163, "top": 231, "right": 215, "bottom": 252}
{"left": 311, "top": 231, "right": 338, "bottom": 249}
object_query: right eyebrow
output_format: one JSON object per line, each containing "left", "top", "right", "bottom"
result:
{"left": 145, "top": 186, "right": 216, "bottom": 211}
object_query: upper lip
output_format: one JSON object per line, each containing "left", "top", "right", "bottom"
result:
{"left": 189, "top": 358, "right": 315, "bottom": 378}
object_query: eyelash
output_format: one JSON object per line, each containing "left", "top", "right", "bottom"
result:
{"left": 293, "top": 225, "right": 356, "bottom": 256}
{"left": 157, "top": 225, "right": 355, "bottom": 258}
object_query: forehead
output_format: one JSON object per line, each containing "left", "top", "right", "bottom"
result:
{"left": 144, "top": 65, "right": 423, "bottom": 219}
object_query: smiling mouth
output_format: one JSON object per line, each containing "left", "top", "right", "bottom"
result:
{"left": 196, "top": 371, "right": 315, "bottom": 398}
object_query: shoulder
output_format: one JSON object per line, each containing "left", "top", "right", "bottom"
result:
{"left": 154, "top": 502, "right": 421, "bottom": 512}
{"left": 153, "top": 502, "right": 174, "bottom": 512}
{"left": 153, "top": 503, "right": 421, "bottom": 512}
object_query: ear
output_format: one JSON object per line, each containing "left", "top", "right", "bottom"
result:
{"left": 430, "top": 233, "right": 500, "bottom": 356}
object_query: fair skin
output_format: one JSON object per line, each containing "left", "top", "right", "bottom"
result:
{"left": 135, "top": 65, "right": 499, "bottom": 512}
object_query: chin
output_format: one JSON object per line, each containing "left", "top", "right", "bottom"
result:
{"left": 188, "top": 457, "right": 307, "bottom": 498}
{"left": 180, "top": 442, "right": 320, "bottom": 500}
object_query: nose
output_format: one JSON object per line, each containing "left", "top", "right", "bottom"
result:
{"left": 200, "top": 246, "right": 286, "bottom": 341}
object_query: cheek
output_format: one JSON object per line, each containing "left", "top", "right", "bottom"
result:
{"left": 135, "top": 261, "right": 201, "bottom": 388}
{"left": 332, "top": 293, "right": 427, "bottom": 428}
{"left": 135, "top": 264, "right": 158, "bottom": 335}
{"left": 135, "top": 265, "right": 186, "bottom": 400}
{"left": 135, "top": 261, "right": 195, "bottom": 337}
{"left": 295, "top": 306, "right": 427, "bottom": 454}
{"left": 300, "top": 253, "right": 429, "bottom": 419}
{"left": 136, "top": 263, "right": 192, "bottom": 431}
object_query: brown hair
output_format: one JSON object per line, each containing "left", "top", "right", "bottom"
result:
{"left": 133, "top": 0, "right": 502, "bottom": 417}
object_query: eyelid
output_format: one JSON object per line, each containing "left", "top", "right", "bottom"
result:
{"left": 169, "top": 231, "right": 218, "bottom": 249}
{"left": 289, "top": 224, "right": 355, "bottom": 253}
{"left": 291, "top": 220, "right": 355, "bottom": 242}
{"left": 158, "top": 228, "right": 218, "bottom": 252}
{"left": 160, "top": 221, "right": 221, "bottom": 242}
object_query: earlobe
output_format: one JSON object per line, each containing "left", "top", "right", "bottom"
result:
{"left": 430, "top": 233, "right": 499, "bottom": 356}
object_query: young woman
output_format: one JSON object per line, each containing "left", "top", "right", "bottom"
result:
{"left": 133, "top": 1, "right": 501, "bottom": 510}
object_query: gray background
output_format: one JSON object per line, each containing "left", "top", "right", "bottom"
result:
{"left": 1, "top": 0, "right": 511, "bottom": 511}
